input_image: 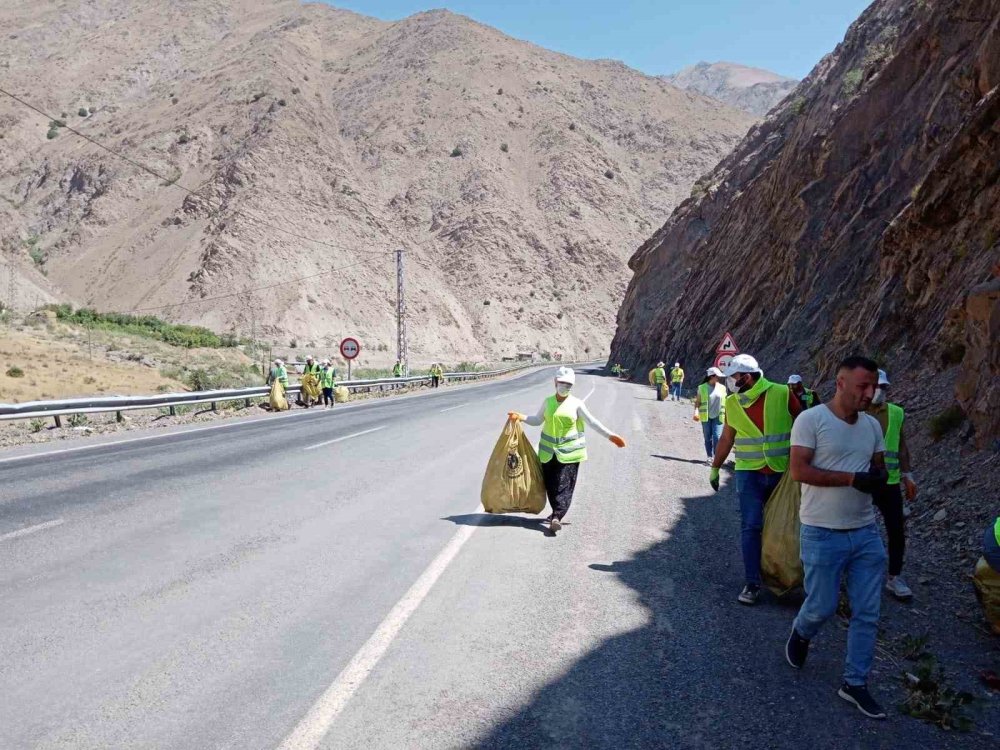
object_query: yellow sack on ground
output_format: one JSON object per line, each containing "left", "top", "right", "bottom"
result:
{"left": 301, "top": 373, "right": 321, "bottom": 401}
{"left": 269, "top": 381, "right": 289, "bottom": 411}
{"left": 973, "top": 557, "right": 1000, "bottom": 635}
{"left": 481, "top": 419, "right": 546, "bottom": 514}
{"left": 334, "top": 385, "right": 350, "bottom": 403}
{"left": 761, "top": 471, "right": 803, "bottom": 596}
{"left": 660, "top": 383, "right": 668, "bottom": 400}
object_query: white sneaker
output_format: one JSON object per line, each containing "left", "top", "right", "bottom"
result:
{"left": 885, "top": 575, "right": 913, "bottom": 601}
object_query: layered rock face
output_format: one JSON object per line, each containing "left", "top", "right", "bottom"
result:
{"left": 612, "top": 0, "right": 1000, "bottom": 442}
{"left": 662, "top": 61, "right": 798, "bottom": 117}
{"left": 0, "top": 0, "right": 752, "bottom": 363}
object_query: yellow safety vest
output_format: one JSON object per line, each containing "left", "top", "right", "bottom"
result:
{"left": 995, "top": 517, "right": 1000, "bottom": 547}
{"left": 698, "top": 383, "right": 725, "bottom": 423}
{"left": 671, "top": 367, "right": 684, "bottom": 383}
{"left": 724, "top": 378, "right": 793, "bottom": 472}
{"left": 537, "top": 395, "right": 587, "bottom": 464}
{"left": 652, "top": 367, "right": 666, "bottom": 384}
{"left": 883, "top": 403, "right": 904, "bottom": 485}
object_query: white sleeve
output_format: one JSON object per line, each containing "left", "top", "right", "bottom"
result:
{"left": 791, "top": 408, "right": 817, "bottom": 449}
{"left": 522, "top": 402, "right": 545, "bottom": 427}
{"left": 578, "top": 402, "right": 613, "bottom": 439}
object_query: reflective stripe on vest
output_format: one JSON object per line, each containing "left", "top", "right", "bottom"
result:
{"left": 653, "top": 368, "right": 666, "bottom": 384}
{"left": 671, "top": 368, "right": 683, "bottom": 383}
{"left": 883, "top": 403, "right": 904, "bottom": 485}
{"left": 697, "top": 383, "right": 725, "bottom": 422}
{"left": 537, "top": 395, "right": 587, "bottom": 464}
{"left": 724, "top": 379, "right": 793, "bottom": 472}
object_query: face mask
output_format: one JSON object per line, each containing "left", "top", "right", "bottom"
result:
{"left": 556, "top": 384, "right": 572, "bottom": 397}
{"left": 726, "top": 376, "right": 739, "bottom": 393}
{"left": 871, "top": 389, "right": 886, "bottom": 405}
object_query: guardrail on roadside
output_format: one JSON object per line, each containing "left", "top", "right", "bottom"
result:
{"left": 0, "top": 362, "right": 598, "bottom": 427}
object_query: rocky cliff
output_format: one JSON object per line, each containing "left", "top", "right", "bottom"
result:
{"left": 612, "top": 0, "right": 1000, "bottom": 445}
{"left": 0, "top": 0, "right": 753, "bottom": 364}
{"left": 662, "top": 61, "right": 798, "bottom": 117}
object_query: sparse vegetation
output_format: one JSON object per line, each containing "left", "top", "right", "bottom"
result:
{"left": 450, "top": 146, "right": 463, "bottom": 157}
{"left": 29, "top": 419, "right": 46, "bottom": 433}
{"left": 929, "top": 404, "right": 964, "bottom": 440}
{"left": 48, "top": 305, "right": 240, "bottom": 348}
{"left": 171, "top": 97, "right": 179, "bottom": 105}
{"left": 790, "top": 97, "right": 806, "bottom": 116}
{"left": 900, "top": 653, "right": 975, "bottom": 731}
{"left": 842, "top": 69, "right": 864, "bottom": 96}
{"left": 500, "top": 142, "right": 509, "bottom": 153}
{"left": 177, "top": 132, "right": 191, "bottom": 144}
{"left": 291, "top": 87, "right": 300, "bottom": 94}
{"left": 6, "top": 366, "right": 25, "bottom": 378}
{"left": 67, "top": 413, "right": 88, "bottom": 428}
{"left": 604, "top": 170, "right": 615, "bottom": 179}
{"left": 251, "top": 92, "right": 266, "bottom": 103}
{"left": 497, "top": 88, "right": 503, "bottom": 95}
{"left": 46, "top": 127, "right": 59, "bottom": 140}
{"left": 77, "top": 107, "right": 88, "bottom": 117}
{"left": 278, "top": 99, "right": 287, "bottom": 106}
{"left": 568, "top": 122, "right": 576, "bottom": 131}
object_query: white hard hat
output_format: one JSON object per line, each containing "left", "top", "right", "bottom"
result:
{"left": 787, "top": 374, "right": 803, "bottom": 385}
{"left": 878, "top": 369, "right": 890, "bottom": 386}
{"left": 306, "top": 355, "right": 314, "bottom": 360}
{"left": 274, "top": 359, "right": 283, "bottom": 365}
{"left": 706, "top": 367, "right": 723, "bottom": 377}
{"left": 674, "top": 362, "right": 680, "bottom": 367}
{"left": 554, "top": 366, "right": 576, "bottom": 385}
{"left": 657, "top": 361, "right": 665, "bottom": 367}
{"left": 722, "top": 353, "right": 761, "bottom": 377}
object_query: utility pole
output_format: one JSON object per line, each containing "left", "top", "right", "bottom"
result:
{"left": 396, "top": 248, "right": 408, "bottom": 376}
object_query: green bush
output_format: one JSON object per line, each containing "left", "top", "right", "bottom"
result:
{"left": 178, "top": 132, "right": 190, "bottom": 144}
{"left": 46, "top": 128, "right": 59, "bottom": 140}
{"left": 604, "top": 170, "right": 615, "bottom": 179}
{"left": 450, "top": 146, "right": 463, "bottom": 157}
{"left": 29, "top": 419, "right": 45, "bottom": 433}
{"left": 929, "top": 405, "right": 964, "bottom": 441}
{"left": 48, "top": 305, "right": 240, "bottom": 348}
{"left": 500, "top": 142, "right": 509, "bottom": 153}
{"left": 78, "top": 108, "right": 88, "bottom": 117}
{"left": 842, "top": 69, "right": 864, "bottom": 95}
{"left": 278, "top": 99, "right": 287, "bottom": 107}
{"left": 5, "top": 366, "right": 24, "bottom": 377}
{"left": 67, "top": 413, "right": 88, "bottom": 427}
{"left": 790, "top": 97, "right": 807, "bottom": 116}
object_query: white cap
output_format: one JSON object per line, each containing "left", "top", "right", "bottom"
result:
{"left": 878, "top": 369, "right": 890, "bottom": 386}
{"left": 306, "top": 355, "right": 314, "bottom": 360}
{"left": 554, "top": 366, "right": 576, "bottom": 385}
{"left": 674, "top": 362, "right": 680, "bottom": 367}
{"left": 657, "top": 361, "right": 665, "bottom": 367}
{"left": 274, "top": 359, "right": 283, "bottom": 365}
{"left": 787, "top": 374, "right": 803, "bottom": 385}
{"left": 706, "top": 367, "right": 723, "bottom": 377}
{"left": 722, "top": 353, "right": 761, "bottom": 377}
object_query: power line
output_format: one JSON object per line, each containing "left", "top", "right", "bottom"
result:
{"left": 0, "top": 86, "right": 394, "bottom": 257}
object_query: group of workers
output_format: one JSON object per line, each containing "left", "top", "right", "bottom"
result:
{"left": 267, "top": 355, "right": 339, "bottom": 408}
{"left": 647, "top": 361, "right": 685, "bottom": 401}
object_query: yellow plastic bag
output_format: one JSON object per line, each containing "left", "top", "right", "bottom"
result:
{"left": 269, "top": 381, "right": 289, "bottom": 411}
{"left": 481, "top": 419, "right": 546, "bottom": 514}
{"left": 301, "top": 373, "right": 321, "bottom": 402}
{"left": 761, "top": 471, "right": 803, "bottom": 596}
{"left": 334, "top": 385, "right": 350, "bottom": 403}
{"left": 660, "top": 383, "right": 668, "bottom": 400}
{"left": 973, "top": 557, "right": 1000, "bottom": 635}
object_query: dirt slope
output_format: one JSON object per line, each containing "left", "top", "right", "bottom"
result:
{"left": 0, "top": 0, "right": 753, "bottom": 363}
{"left": 662, "top": 61, "right": 798, "bottom": 116}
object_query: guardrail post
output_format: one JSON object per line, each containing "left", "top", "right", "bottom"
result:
{"left": 211, "top": 401, "right": 218, "bottom": 412}
{"left": 53, "top": 415, "right": 62, "bottom": 428}
{"left": 116, "top": 411, "right": 124, "bottom": 423}
{"left": 244, "top": 398, "right": 252, "bottom": 409}
{"left": 169, "top": 405, "right": 176, "bottom": 416}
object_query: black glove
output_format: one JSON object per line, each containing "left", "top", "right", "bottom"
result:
{"left": 852, "top": 469, "right": 888, "bottom": 494}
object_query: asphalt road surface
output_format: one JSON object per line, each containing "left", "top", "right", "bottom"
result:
{"left": 0, "top": 368, "right": 991, "bottom": 748}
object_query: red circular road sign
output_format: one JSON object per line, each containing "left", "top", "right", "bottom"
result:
{"left": 339, "top": 337, "right": 361, "bottom": 360}
{"left": 714, "top": 353, "right": 734, "bottom": 371}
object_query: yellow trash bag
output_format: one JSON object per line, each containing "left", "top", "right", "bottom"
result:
{"left": 301, "top": 373, "right": 321, "bottom": 403}
{"left": 334, "top": 385, "right": 350, "bottom": 403}
{"left": 481, "top": 419, "right": 546, "bottom": 514}
{"left": 648, "top": 368, "right": 656, "bottom": 386}
{"left": 660, "top": 383, "right": 669, "bottom": 400}
{"left": 761, "top": 471, "right": 803, "bottom": 596}
{"left": 269, "top": 381, "right": 289, "bottom": 411}
{"left": 973, "top": 557, "right": 1000, "bottom": 635}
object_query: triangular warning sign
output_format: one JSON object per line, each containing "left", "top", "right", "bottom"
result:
{"left": 717, "top": 332, "right": 739, "bottom": 354}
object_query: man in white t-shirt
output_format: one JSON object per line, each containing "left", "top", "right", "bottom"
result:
{"left": 785, "top": 356, "right": 889, "bottom": 720}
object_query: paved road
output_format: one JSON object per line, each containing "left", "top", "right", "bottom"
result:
{"left": 0, "top": 369, "right": 991, "bottom": 748}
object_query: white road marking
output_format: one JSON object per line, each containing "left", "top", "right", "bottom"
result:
{"left": 582, "top": 385, "right": 597, "bottom": 402}
{"left": 278, "top": 519, "right": 481, "bottom": 750}
{"left": 0, "top": 518, "right": 65, "bottom": 542}
{"left": 632, "top": 413, "right": 644, "bottom": 433}
{"left": 439, "top": 402, "right": 471, "bottom": 413}
{"left": 303, "top": 426, "right": 385, "bottom": 451}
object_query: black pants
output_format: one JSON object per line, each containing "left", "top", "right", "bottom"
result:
{"left": 542, "top": 459, "right": 580, "bottom": 520}
{"left": 873, "top": 482, "right": 905, "bottom": 576}
{"left": 322, "top": 387, "right": 334, "bottom": 406}
{"left": 431, "top": 376, "right": 440, "bottom": 388}
{"left": 655, "top": 383, "right": 664, "bottom": 401}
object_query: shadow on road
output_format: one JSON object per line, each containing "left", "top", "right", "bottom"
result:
{"left": 651, "top": 453, "right": 709, "bottom": 466}
{"left": 472, "top": 485, "right": 976, "bottom": 750}
{"left": 443, "top": 513, "right": 549, "bottom": 535}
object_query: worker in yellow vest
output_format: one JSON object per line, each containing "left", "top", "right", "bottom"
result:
{"left": 320, "top": 359, "right": 336, "bottom": 408}
{"left": 509, "top": 367, "right": 625, "bottom": 534}
{"left": 787, "top": 374, "right": 820, "bottom": 409}
{"left": 651, "top": 361, "right": 667, "bottom": 401}
{"left": 430, "top": 363, "right": 444, "bottom": 388}
{"left": 985, "top": 517, "right": 1000, "bottom": 573}
{"left": 669, "top": 362, "right": 685, "bottom": 401}
{"left": 866, "top": 369, "right": 918, "bottom": 601}
{"left": 710, "top": 354, "right": 803, "bottom": 604}
{"left": 693, "top": 367, "right": 727, "bottom": 460}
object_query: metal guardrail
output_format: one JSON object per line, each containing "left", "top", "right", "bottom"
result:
{"left": 0, "top": 362, "right": 594, "bottom": 426}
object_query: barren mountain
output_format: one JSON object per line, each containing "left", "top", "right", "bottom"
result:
{"left": 0, "top": 0, "right": 753, "bottom": 364}
{"left": 663, "top": 61, "right": 798, "bottom": 116}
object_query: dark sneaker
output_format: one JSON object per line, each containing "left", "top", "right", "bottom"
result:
{"left": 838, "top": 683, "right": 887, "bottom": 719}
{"left": 785, "top": 627, "right": 810, "bottom": 669}
{"left": 549, "top": 516, "right": 562, "bottom": 533}
{"left": 737, "top": 584, "right": 760, "bottom": 605}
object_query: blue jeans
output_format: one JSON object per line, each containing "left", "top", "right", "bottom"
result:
{"left": 735, "top": 470, "right": 783, "bottom": 586}
{"left": 984, "top": 525, "right": 1000, "bottom": 572}
{"left": 670, "top": 382, "right": 682, "bottom": 399}
{"left": 701, "top": 417, "right": 722, "bottom": 458}
{"left": 793, "top": 523, "right": 887, "bottom": 686}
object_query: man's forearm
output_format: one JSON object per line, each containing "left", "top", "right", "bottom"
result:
{"left": 791, "top": 462, "right": 853, "bottom": 487}
{"left": 712, "top": 433, "right": 734, "bottom": 468}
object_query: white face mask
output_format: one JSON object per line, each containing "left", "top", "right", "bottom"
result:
{"left": 725, "top": 376, "right": 739, "bottom": 393}
{"left": 556, "top": 384, "right": 572, "bottom": 397}
{"left": 871, "top": 388, "right": 886, "bottom": 405}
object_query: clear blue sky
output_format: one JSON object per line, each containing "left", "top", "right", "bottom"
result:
{"left": 324, "top": 1, "right": 874, "bottom": 79}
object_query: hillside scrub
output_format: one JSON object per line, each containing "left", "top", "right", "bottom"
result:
{"left": 48, "top": 305, "right": 241, "bottom": 348}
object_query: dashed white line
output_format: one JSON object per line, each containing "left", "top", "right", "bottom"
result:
{"left": 439, "top": 402, "right": 471, "bottom": 413}
{"left": 0, "top": 518, "right": 65, "bottom": 542}
{"left": 582, "top": 385, "right": 597, "bottom": 402}
{"left": 303, "top": 426, "right": 385, "bottom": 451}
{"left": 278, "top": 518, "right": 481, "bottom": 750}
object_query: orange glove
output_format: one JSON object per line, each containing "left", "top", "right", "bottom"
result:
{"left": 609, "top": 434, "right": 626, "bottom": 448}
{"left": 507, "top": 411, "right": 524, "bottom": 423}
{"left": 692, "top": 414, "right": 700, "bottom": 422}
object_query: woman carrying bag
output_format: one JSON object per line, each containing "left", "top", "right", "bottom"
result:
{"left": 509, "top": 367, "right": 625, "bottom": 534}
